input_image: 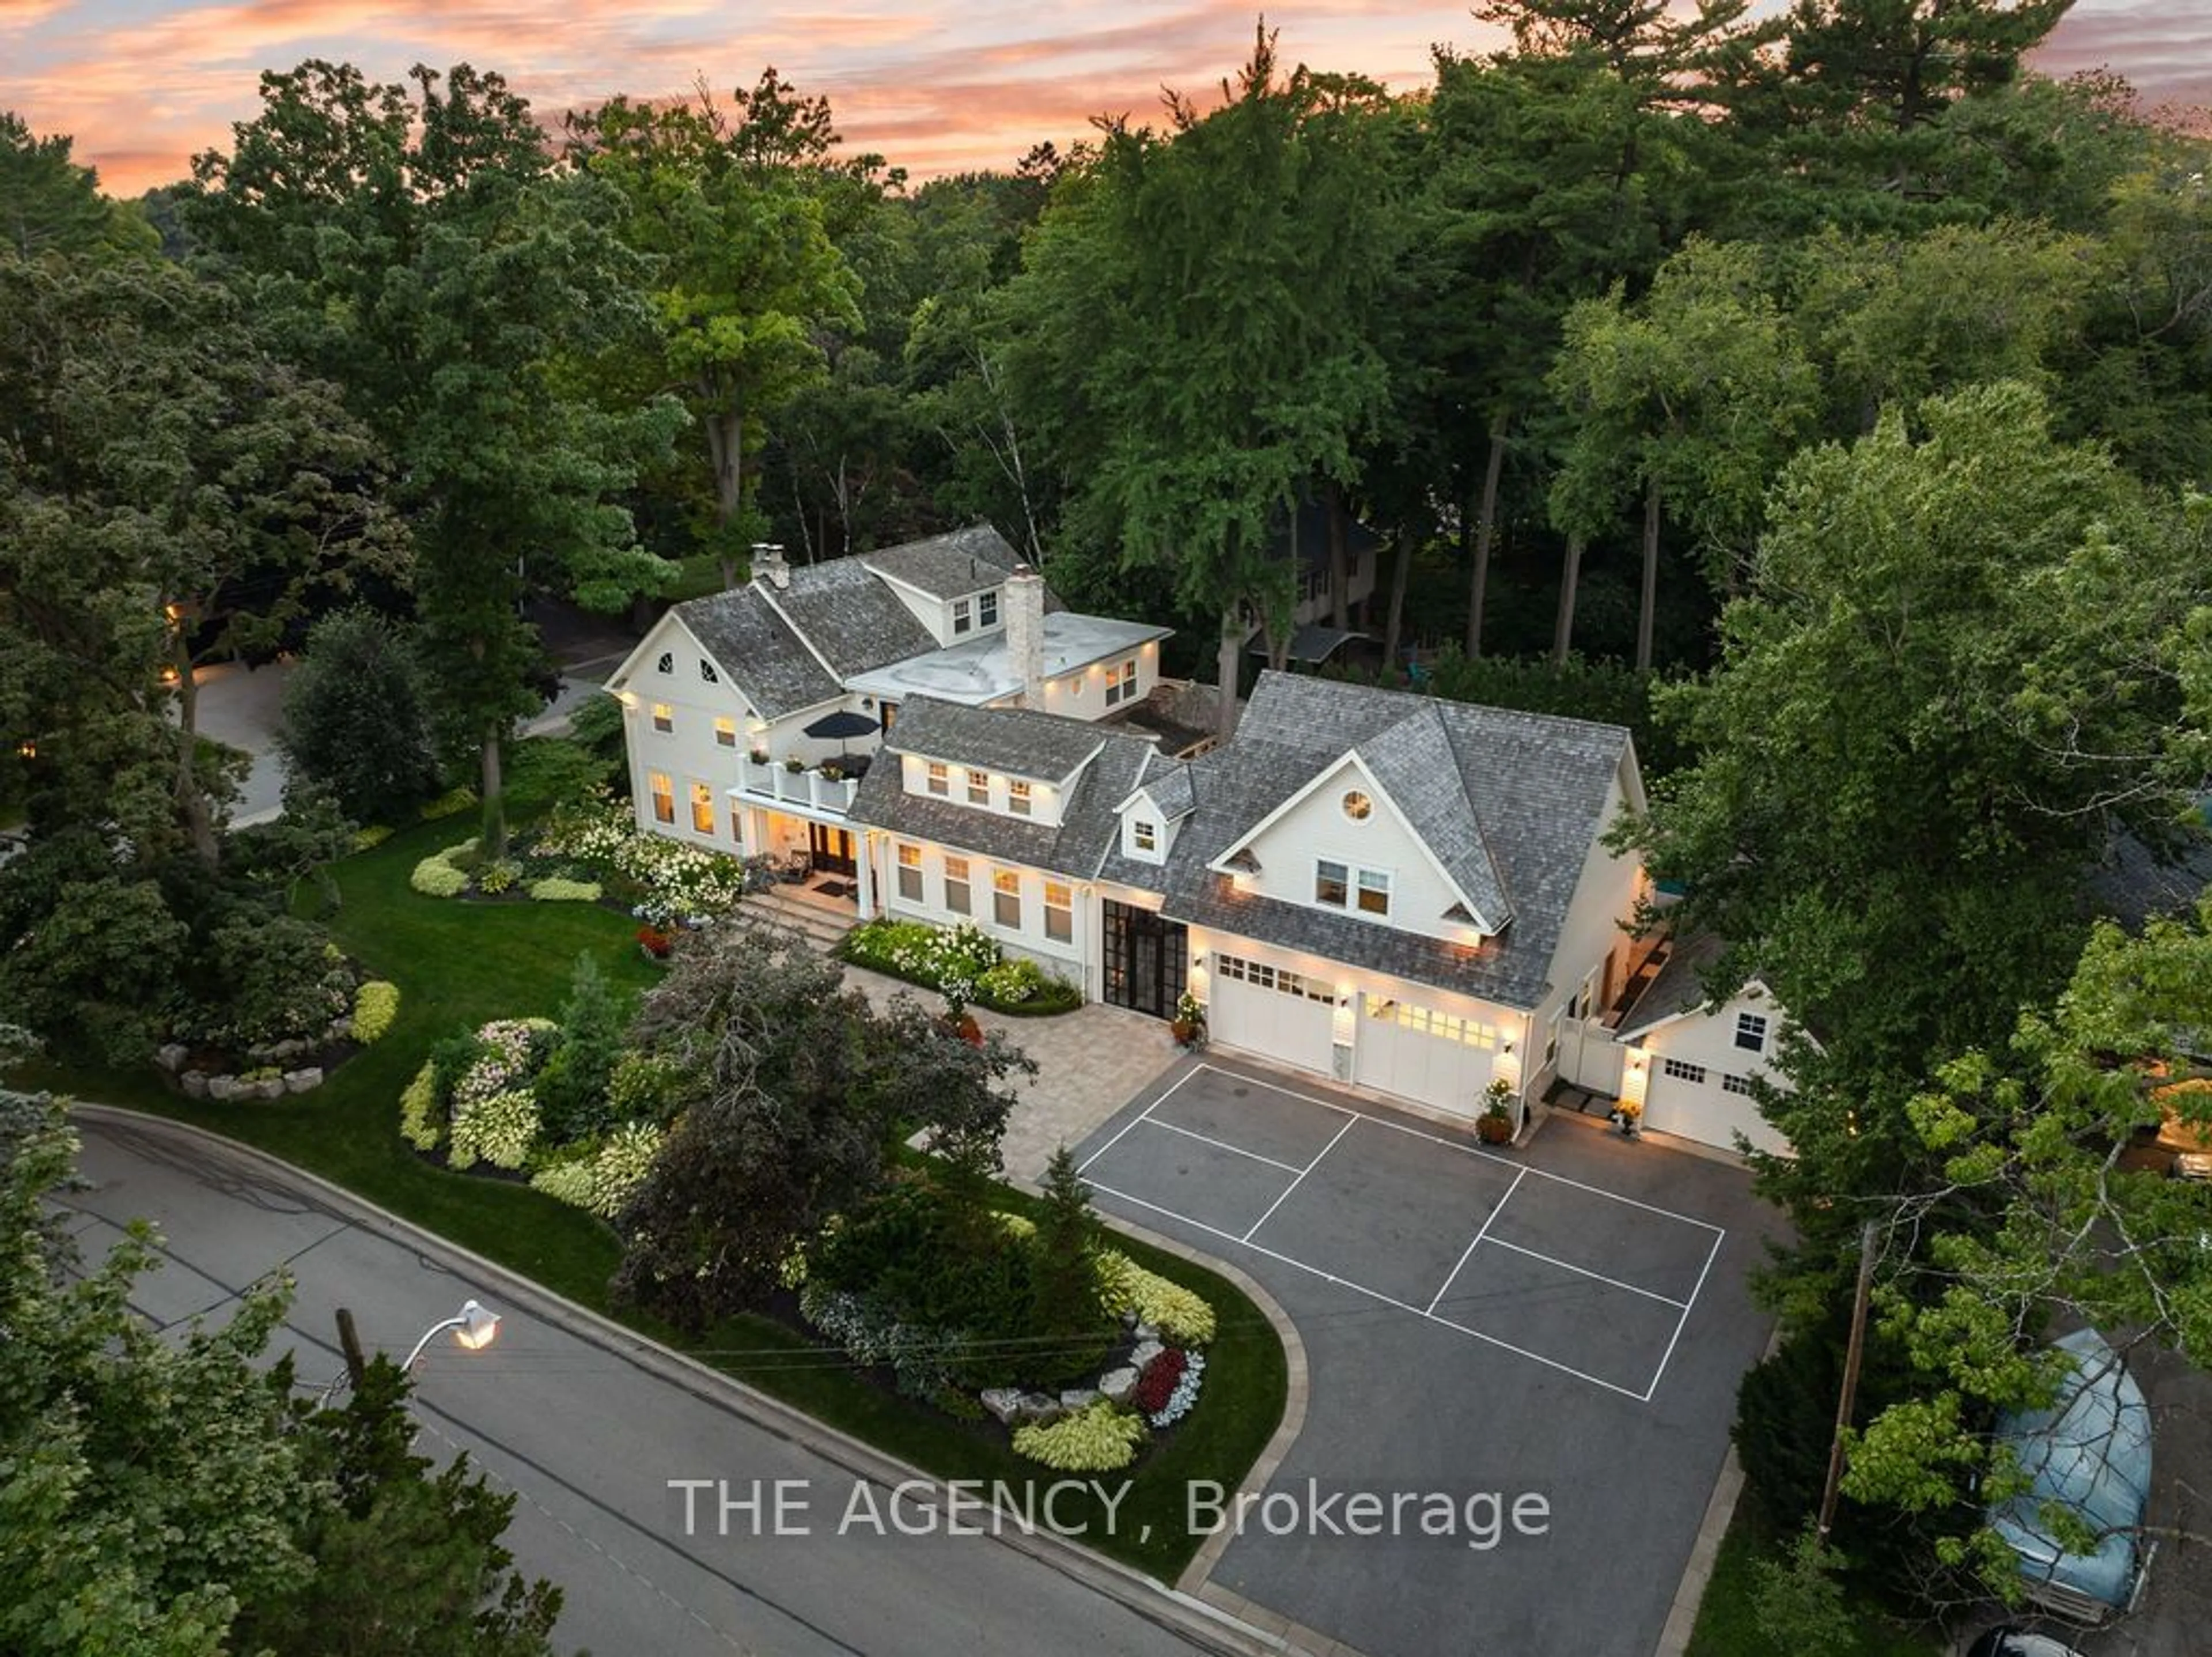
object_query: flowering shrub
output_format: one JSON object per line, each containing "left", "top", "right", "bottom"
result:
{"left": 1147, "top": 1350, "right": 1205, "bottom": 1428}
{"left": 637, "top": 925, "right": 672, "bottom": 959}
{"left": 797, "top": 1281, "right": 964, "bottom": 1398}
{"left": 1013, "top": 1403, "right": 1146, "bottom": 1472}
{"left": 476, "top": 858, "right": 523, "bottom": 895}
{"left": 352, "top": 981, "right": 400, "bottom": 1043}
{"left": 453, "top": 1018, "right": 556, "bottom": 1111}
{"left": 449, "top": 1088, "right": 540, "bottom": 1170}
{"left": 400, "top": 1062, "right": 441, "bottom": 1149}
{"left": 841, "top": 919, "right": 1080, "bottom": 1014}
{"left": 528, "top": 877, "right": 602, "bottom": 903}
{"left": 1100, "top": 1253, "right": 1217, "bottom": 1346}
{"left": 1132, "top": 1346, "right": 1188, "bottom": 1416}
{"left": 419, "top": 786, "right": 477, "bottom": 821}
{"left": 538, "top": 792, "right": 744, "bottom": 924}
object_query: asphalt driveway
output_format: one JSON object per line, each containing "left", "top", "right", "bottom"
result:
{"left": 1076, "top": 1057, "right": 1784, "bottom": 1657}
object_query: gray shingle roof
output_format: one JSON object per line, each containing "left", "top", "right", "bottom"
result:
{"left": 850, "top": 697, "right": 1155, "bottom": 880}
{"left": 861, "top": 523, "right": 1025, "bottom": 601}
{"left": 1131, "top": 754, "right": 1195, "bottom": 822}
{"left": 761, "top": 555, "right": 937, "bottom": 680}
{"left": 1355, "top": 702, "right": 1513, "bottom": 930}
{"left": 1156, "top": 672, "right": 1631, "bottom": 1011}
{"left": 872, "top": 697, "right": 1113, "bottom": 784}
{"left": 674, "top": 587, "right": 840, "bottom": 721}
{"left": 1613, "top": 931, "right": 1726, "bottom": 1038}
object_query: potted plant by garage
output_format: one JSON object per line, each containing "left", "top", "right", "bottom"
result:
{"left": 1476, "top": 1077, "right": 1517, "bottom": 1145}
{"left": 1613, "top": 1098, "right": 1643, "bottom": 1139}
{"left": 1169, "top": 990, "right": 1206, "bottom": 1047}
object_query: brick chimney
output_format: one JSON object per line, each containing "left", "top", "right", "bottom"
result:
{"left": 1006, "top": 565, "right": 1046, "bottom": 708}
{"left": 753, "top": 542, "right": 789, "bottom": 591}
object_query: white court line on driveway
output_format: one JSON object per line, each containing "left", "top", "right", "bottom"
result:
{"left": 1131, "top": 1115, "right": 1310, "bottom": 1175}
{"left": 1639, "top": 1226, "right": 1729, "bottom": 1402}
{"left": 1237, "top": 1114, "right": 1359, "bottom": 1244}
{"left": 1474, "top": 1236, "right": 1692, "bottom": 1309}
{"left": 1426, "top": 1165, "right": 1525, "bottom": 1315}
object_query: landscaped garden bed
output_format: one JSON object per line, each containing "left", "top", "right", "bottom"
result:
{"left": 837, "top": 916, "right": 1082, "bottom": 1015}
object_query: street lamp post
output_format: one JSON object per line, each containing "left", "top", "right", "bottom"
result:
{"left": 321, "top": 1298, "right": 501, "bottom": 1403}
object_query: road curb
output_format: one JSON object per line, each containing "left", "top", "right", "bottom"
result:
{"left": 65, "top": 1102, "right": 1298, "bottom": 1657}
{"left": 1653, "top": 1321, "right": 1781, "bottom": 1657}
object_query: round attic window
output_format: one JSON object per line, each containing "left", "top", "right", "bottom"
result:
{"left": 1341, "top": 790, "right": 1373, "bottom": 822}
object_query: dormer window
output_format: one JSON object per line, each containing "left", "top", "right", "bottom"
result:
{"left": 952, "top": 597, "right": 973, "bottom": 635}
{"left": 978, "top": 590, "right": 999, "bottom": 627}
{"left": 1009, "top": 780, "right": 1032, "bottom": 817}
{"left": 1133, "top": 820, "right": 1159, "bottom": 854}
{"left": 926, "top": 761, "right": 949, "bottom": 797}
{"left": 967, "top": 768, "right": 990, "bottom": 806}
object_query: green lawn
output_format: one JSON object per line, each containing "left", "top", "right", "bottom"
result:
{"left": 16, "top": 817, "right": 1286, "bottom": 1580}
{"left": 1687, "top": 1501, "right": 1945, "bottom": 1657}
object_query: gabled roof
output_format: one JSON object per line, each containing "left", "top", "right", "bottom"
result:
{"left": 1119, "top": 753, "right": 1195, "bottom": 822}
{"left": 872, "top": 697, "right": 1106, "bottom": 786}
{"left": 860, "top": 523, "right": 1026, "bottom": 602}
{"left": 1153, "top": 672, "right": 1633, "bottom": 1011}
{"left": 850, "top": 697, "right": 1156, "bottom": 880}
{"left": 759, "top": 554, "right": 937, "bottom": 680}
{"left": 1358, "top": 703, "right": 1513, "bottom": 932}
{"left": 656, "top": 591, "right": 840, "bottom": 722}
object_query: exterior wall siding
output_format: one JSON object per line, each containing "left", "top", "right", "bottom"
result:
{"left": 1239, "top": 759, "right": 1472, "bottom": 947}
{"left": 1631, "top": 991, "right": 1791, "bottom": 1156}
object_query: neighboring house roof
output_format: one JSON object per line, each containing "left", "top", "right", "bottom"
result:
{"left": 664, "top": 589, "right": 841, "bottom": 722}
{"left": 850, "top": 697, "right": 1156, "bottom": 880}
{"left": 845, "top": 612, "right": 1171, "bottom": 708}
{"left": 1267, "top": 493, "right": 1385, "bottom": 572}
{"left": 1248, "top": 623, "right": 1363, "bottom": 663}
{"left": 860, "top": 523, "right": 1028, "bottom": 601}
{"left": 2084, "top": 822, "right": 2212, "bottom": 932}
{"left": 759, "top": 553, "right": 938, "bottom": 682}
{"left": 1155, "top": 672, "right": 1632, "bottom": 1011}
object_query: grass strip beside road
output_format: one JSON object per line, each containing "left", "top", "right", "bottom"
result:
{"left": 15, "top": 819, "right": 1287, "bottom": 1581}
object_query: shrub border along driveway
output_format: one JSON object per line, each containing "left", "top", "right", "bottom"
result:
{"left": 12, "top": 819, "right": 1289, "bottom": 1582}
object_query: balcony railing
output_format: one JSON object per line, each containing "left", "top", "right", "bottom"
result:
{"left": 737, "top": 755, "right": 858, "bottom": 816}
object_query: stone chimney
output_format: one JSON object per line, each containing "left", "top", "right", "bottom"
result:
{"left": 753, "top": 542, "right": 790, "bottom": 591}
{"left": 1006, "top": 564, "right": 1047, "bottom": 708}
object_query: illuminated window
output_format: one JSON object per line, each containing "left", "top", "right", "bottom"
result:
{"left": 1105, "top": 657, "right": 1137, "bottom": 707}
{"left": 1133, "top": 820, "right": 1158, "bottom": 854}
{"left": 993, "top": 869, "right": 1021, "bottom": 928}
{"left": 1341, "top": 790, "right": 1372, "bottom": 821}
{"left": 896, "top": 842, "right": 923, "bottom": 902}
{"left": 690, "top": 782, "right": 714, "bottom": 834}
{"left": 1009, "top": 780, "right": 1033, "bottom": 818}
{"left": 652, "top": 702, "right": 673, "bottom": 734}
{"left": 713, "top": 716, "right": 737, "bottom": 748}
{"left": 649, "top": 771, "right": 674, "bottom": 824}
{"left": 1044, "top": 881, "right": 1072, "bottom": 943}
{"left": 926, "top": 761, "right": 948, "bottom": 797}
{"left": 944, "top": 856, "right": 971, "bottom": 915}
{"left": 1315, "top": 859, "right": 1349, "bottom": 907}
{"left": 1356, "top": 869, "right": 1391, "bottom": 917}
{"left": 967, "top": 768, "right": 990, "bottom": 807}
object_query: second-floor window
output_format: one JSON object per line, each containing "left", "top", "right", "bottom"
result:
{"left": 1316, "top": 859, "right": 1349, "bottom": 907}
{"left": 1735, "top": 1012, "right": 1768, "bottom": 1053}
{"left": 967, "top": 769, "right": 990, "bottom": 807}
{"left": 713, "top": 717, "right": 737, "bottom": 748}
{"left": 652, "top": 702, "right": 673, "bottom": 734}
{"left": 1009, "top": 780, "right": 1033, "bottom": 817}
{"left": 952, "top": 597, "right": 974, "bottom": 635}
{"left": 978, "top": 590, "right": 999, "bottom": 627}
{"left": 1357, "top": 869, "right": 1391, "bottom": 917}
{"left": 926, "top": 761, "right": 948, "bottom": 797}
{"left": 896, "top": 842, "right": 923, "bottom": 902}
{"left": 1132, "top": 820, "right": 1158, "bottom": 854}
{"left": 1105, "top": 657, "right": 1137, "bottom": 707}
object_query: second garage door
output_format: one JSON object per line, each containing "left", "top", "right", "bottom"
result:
{"left": 1209, "top": 952, "right": 1338, "bottom": 1076}
{"left": 1354, "top": 994, "right": 1501, "bottom": 1115}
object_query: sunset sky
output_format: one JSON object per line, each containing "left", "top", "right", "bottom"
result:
{"left": 2, "top": 0, "right": 2205, "bottom": 198}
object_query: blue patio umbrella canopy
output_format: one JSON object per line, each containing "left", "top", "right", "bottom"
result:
{"left": 802, "top": 708, "right": 880, "bottom": 754}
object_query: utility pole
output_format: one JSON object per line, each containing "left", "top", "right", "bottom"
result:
{"left": 1818, "top": 1221, "right": 1882, "bottom": 1539}
{"left": 334, "top": 1306, "right": 368, "bottom": 1391}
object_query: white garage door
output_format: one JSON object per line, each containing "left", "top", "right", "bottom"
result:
{"left": 1354, "top": 994, "right": 1498, "bottom": 1115}
{"left": 1641, "top": 1056, "right": 1767, "bottom": 1151}
{"left": 1209, "top": 953, "right": 1338, "bottom": 1076}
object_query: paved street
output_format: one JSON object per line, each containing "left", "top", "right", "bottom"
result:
{"left": 61, "top": 1109, "right": 1248, "bottom": 1657}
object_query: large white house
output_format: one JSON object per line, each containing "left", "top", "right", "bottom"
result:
{"left": 609, "top": 526, "right": 1789, "bottom": 1155}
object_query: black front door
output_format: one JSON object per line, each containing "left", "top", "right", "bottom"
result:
{"left": 808, "top": 823, "right": 856, "bottom": 877}
{"left": 1103, "top": 900, "right": 1187, "bottom": 1020}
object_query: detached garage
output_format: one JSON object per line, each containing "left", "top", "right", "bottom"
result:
{"left": 1614, "top": 939, "right": 1791, "bottom": 1157}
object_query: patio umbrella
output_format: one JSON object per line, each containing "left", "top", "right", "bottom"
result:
{"left": 802, "top": 708, "right": 880, "bottom": 756}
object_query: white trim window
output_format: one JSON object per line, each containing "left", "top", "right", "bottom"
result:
{"left": 1734, "top": 1012, "right": 1768, "bottom": 1053}
{"left": 1357, "top": 868, "right": 1391, "bottom": 917}
{"left": 1044, "top": 881, "right": 1073, "bottom": 943}
{"left": 896, "top": 842, "right": 923, "bottom": 902}
{"left": 944, "top": 855, "right": 972, "bottom": 915}
{"left": 952, "top": 597, "right": 974, "bottom": 635}
{"left": 652, "top": 702, "right": 674, "bottom": 734}
{"left": 1105, "top": 657, "right": 1137, "bottom": 707}
{"left": 978, "top": 590, "right": 999, "bottom": 627}
{"left": 926, "top": 761, "right": 949, "bottom": 797}
{"left": 713, "top": 716, "right": 737, "bottom": 748}
{"left": 1132, "top": 820, "right": 1159, "bottom": 855}
{"left": 649, "top": 771, "right": 675, "bottom": 824}
{"left": 993, "top": 869, "right": 1022, "bottom": 929}
{"left": 1315, "top": 858, "right": 1349, "bottom": 907}
{"left": 1722, "top": 1072, "right": 1756, "bottom": 1097}
{"left": 967, "top": 768, "right": 990, "bottom": 807}
{"left": 1009, "top": 779, "right": 1033, "bottom": 818}
{"left": 1662, "top": 1057, "right": 1707, "bottom": 1085}
{"left": 689, "top": 782, "right": 715, "bottom": 835}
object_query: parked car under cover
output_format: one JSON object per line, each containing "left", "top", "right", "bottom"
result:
{"left": 1986, "top": 1328, "right": 2154, "bottom": 1623}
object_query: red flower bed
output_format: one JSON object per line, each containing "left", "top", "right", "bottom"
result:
{"left": 1132, "top": 1346, "right": 1188, "bottom": 1416}
{"left": 637, "top": 925, "right": 673, "bottom": 959}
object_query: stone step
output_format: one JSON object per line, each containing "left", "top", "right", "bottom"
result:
{"left": 738, "top": 889, "right": 855, "bottom": 952}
